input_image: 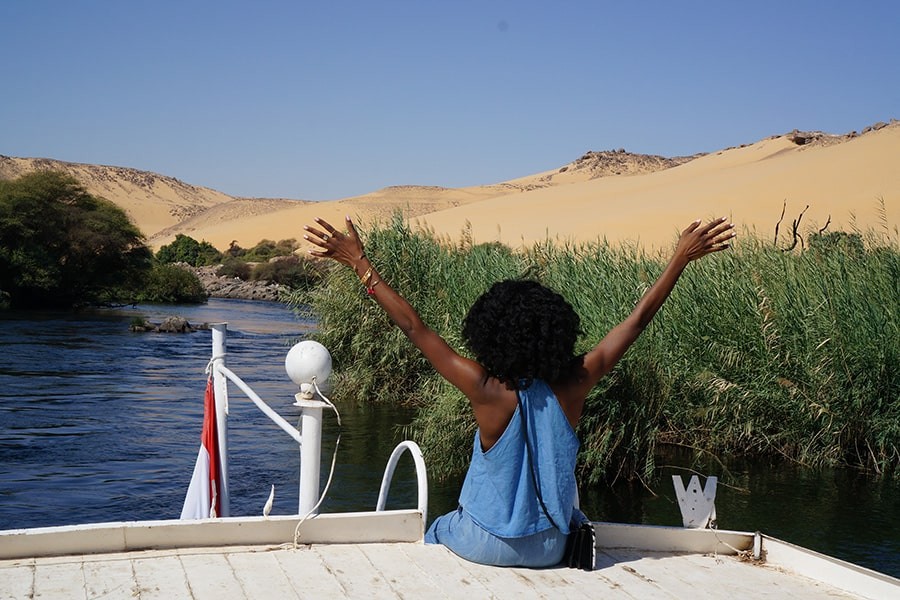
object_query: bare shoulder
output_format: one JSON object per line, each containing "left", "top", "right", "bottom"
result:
{"left": 470, "top": 379, "right": 519, "bottom": 451}
{"left": 551, "top": 368, "right": 590, "bottom": 429}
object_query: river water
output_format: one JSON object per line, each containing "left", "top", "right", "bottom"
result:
{"left": 0, "top": 299, "right": 897, "bottom": 577}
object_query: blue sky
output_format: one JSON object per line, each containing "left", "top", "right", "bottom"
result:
{"left": 2, "top": 1, "right": 897, "bottom": 200}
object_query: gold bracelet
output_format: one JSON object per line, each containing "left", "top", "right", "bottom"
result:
{"left": 366, "top": 279, "right": 380, "bottom": 295}
{"left": 359, "top": 267, "right": 373, "bottom": 286}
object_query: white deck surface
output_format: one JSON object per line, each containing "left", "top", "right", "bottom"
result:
{"left": 0, "top": 541, "right": 874, "bottom": 600}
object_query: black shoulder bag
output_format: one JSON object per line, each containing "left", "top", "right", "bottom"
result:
{"left": 517, "top": 391, "right": 596, "bottom": 571}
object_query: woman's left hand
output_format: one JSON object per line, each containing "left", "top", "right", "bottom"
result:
{"left": 673, "top": 217, "right": 735, "bottom": 264}
{"left": 304, "top": 216, "right": 366, "bottom": 270}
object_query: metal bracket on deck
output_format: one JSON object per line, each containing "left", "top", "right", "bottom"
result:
{"left": 673, "top": 475, "right": 717, "bottom": 528}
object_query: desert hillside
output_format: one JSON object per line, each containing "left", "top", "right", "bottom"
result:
{"left": 0, "top": 156, "right": 237, "bottom": 236}
{"left": 2, "top": 120, "right": 897, "bottom": 253}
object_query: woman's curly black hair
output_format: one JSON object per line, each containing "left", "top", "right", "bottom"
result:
{"left": 462, "top": 279, "right": 581, "bottom": 390}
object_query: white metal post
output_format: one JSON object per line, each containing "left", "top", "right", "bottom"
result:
{"left": 211, "top": 323, "right": 230, "bottom": 517}
{"left": 295, "top": 395, "right": 328, "bottom": 515}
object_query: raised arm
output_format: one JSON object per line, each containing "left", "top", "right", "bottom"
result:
{"left": 304, "top": 216, "right": 487, "bottom": 398}
{"left": 575, "top": 217, "right": 735, "bottom": 394}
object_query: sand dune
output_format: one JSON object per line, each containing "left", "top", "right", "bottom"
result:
{"left": 2, "top": 121, "right": 897, "bottom": 253}
{"left": 419, "top": 124, "right": 900, "bottom": 251}
{"left": 141, "top": 149, "right": 697, "bottom": 250}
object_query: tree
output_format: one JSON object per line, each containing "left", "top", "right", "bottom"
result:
{"left": 227, "top": 240, "right": 245, "bottom": 258}
{"left": 0, "top": 171, "right": 152, "bottom": 308}
{"left": 241, "top": 238, "right": 299, "bottom": 262}
{"left": 156, "top": 234, "right": 222, "bottom": 266}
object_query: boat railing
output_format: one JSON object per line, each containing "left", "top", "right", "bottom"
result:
{"left": 207, "top": 322, "right": 428, "bottom": 522}
{"left": 376, "top": 440, "right": 428, "bottom": 524}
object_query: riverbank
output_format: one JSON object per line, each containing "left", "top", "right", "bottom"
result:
{"left": 185, "top": 264, "right": 284, "bottom": 302}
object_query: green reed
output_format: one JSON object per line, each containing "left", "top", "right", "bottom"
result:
{"left": 287, "top": 216, "right": 899, "bottom": 482}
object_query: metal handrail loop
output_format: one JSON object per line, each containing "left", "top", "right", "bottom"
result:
{"left": 375, "top": 441, "right": 429, "bottom": 524}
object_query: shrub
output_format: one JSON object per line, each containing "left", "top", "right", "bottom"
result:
{"left": 251, "top": 256, "right": 324, "bottom": 288}
{"left": 216, "top": 257, "right": 252, "bottom": 280}
{"left": 808, "top": 230, "right": 865, "bottom": 257}
{"left": 138, "top": 264, "right": 208, "bottom": 303}
{"left": 245, "top": 239, "right": 278, "bottom": 261}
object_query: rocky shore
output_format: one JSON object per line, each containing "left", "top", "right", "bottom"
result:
{"left": 184, "top": 264, "right": 285, "bottom": 302}
{"left": 129, "top": 266, "right": 287, "bottom": 334}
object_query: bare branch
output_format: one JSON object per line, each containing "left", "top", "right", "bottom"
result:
{"left": 782, "top": 204, "right": 809, "bottom": 252}
{"left": 774, "top": 199, "right": 787, "bottom": 245}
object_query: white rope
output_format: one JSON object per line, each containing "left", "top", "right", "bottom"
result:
{"left": 291, "top": 378, "right": 341, "bottom": 548}
{"left": 205, "top": 353, "right": 226, "bottom": 375}
{"left": 206, "top": 354, "right": 228, "bottom": 414}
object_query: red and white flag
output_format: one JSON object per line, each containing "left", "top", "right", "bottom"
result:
{"left": 180, "top": 377, "right": 221, "bottom": 519}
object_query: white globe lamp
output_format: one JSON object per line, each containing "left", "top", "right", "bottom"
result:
{"left": 285, "top": 340, "right": 332, "bottom": 399}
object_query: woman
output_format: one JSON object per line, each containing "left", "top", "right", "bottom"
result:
{"left": 304, "top": 215, "right": 735, "bottom": 567}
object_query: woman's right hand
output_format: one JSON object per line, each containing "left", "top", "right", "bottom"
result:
{"left": 304, "top": 216, "right": 367, "bottom": 273}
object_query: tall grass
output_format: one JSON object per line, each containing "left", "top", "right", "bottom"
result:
{"left": 287, "top": 216, "right": 899, "bottom": 482}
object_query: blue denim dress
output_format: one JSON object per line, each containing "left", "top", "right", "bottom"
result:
{"left": 425, "top": 380, "right": 582, "bottom": 567}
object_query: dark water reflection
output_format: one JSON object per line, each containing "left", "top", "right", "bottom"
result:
{"left": 579, "top": 453, "right": 899, "bottom": 578}
{"left": 0, "top": 299, "right": 896, "bottom": 578}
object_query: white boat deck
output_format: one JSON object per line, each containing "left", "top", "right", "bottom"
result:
{"left": 0, "top": 540, "right": 876, "bottom": 600}
{"left": 3, "top": 514, "right": 898, "bottom": 600}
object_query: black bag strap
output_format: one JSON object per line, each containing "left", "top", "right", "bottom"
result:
{"left": 517, "top": 390, "right": 560, "bottom": 531}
